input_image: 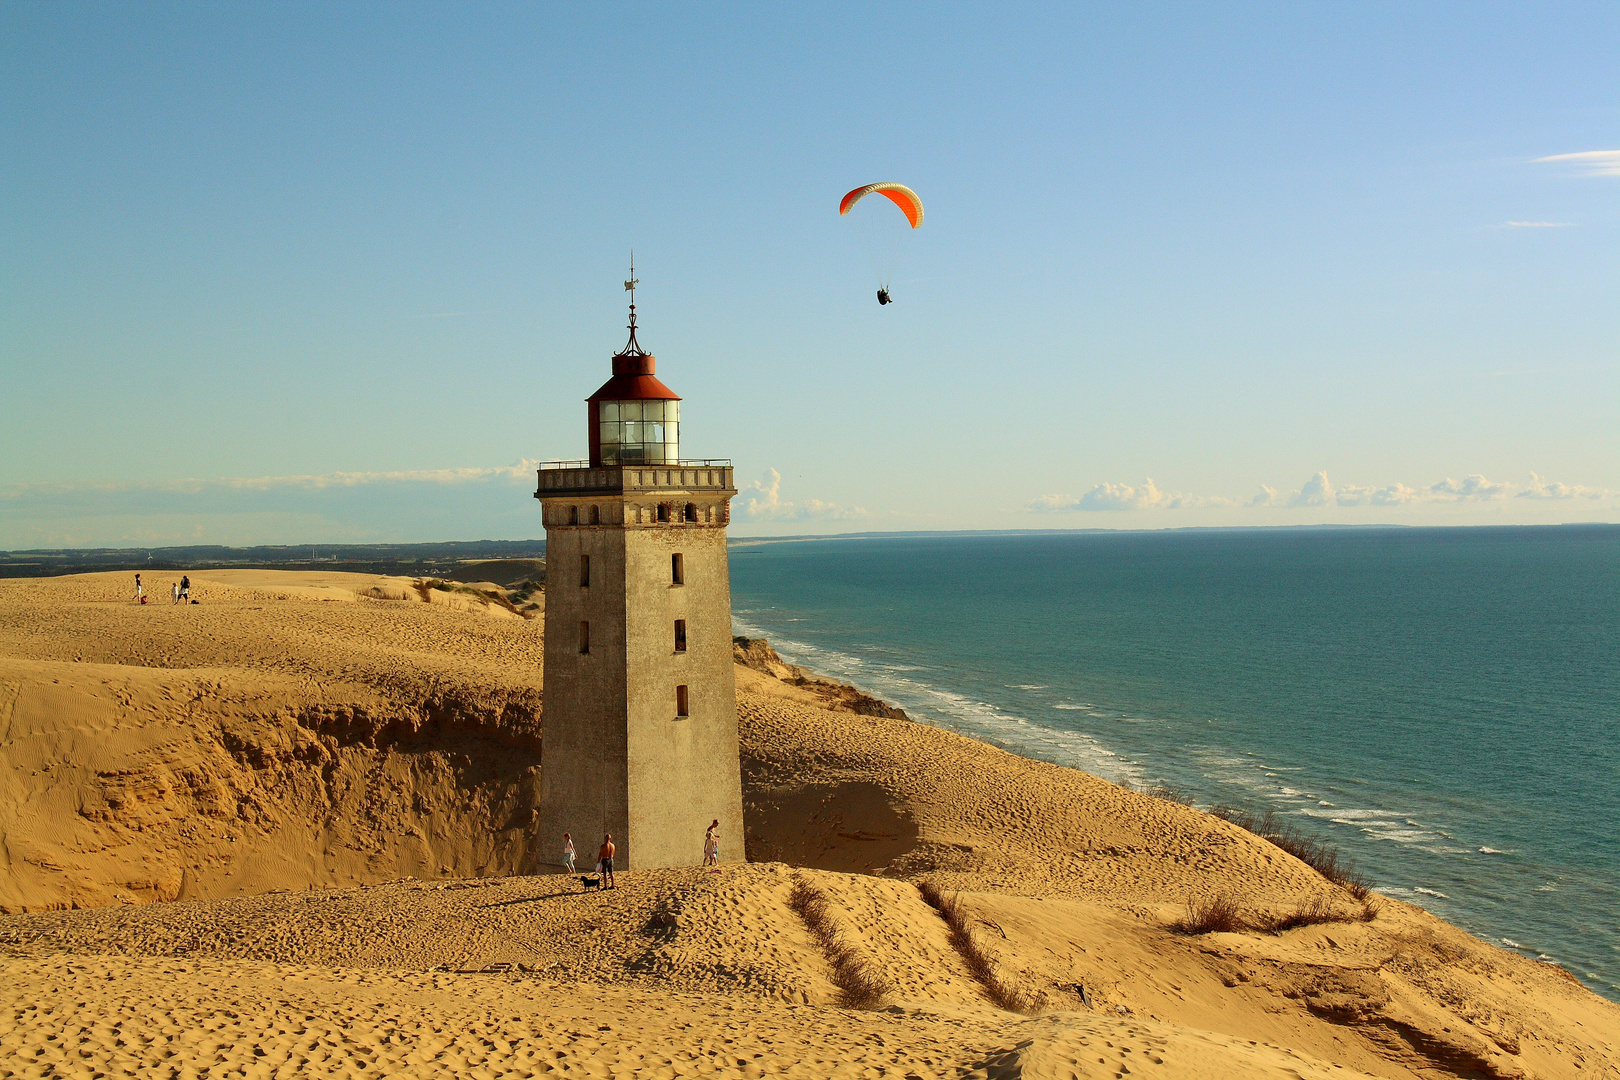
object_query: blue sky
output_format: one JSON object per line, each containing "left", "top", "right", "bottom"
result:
{"left": 2, "top": 2, "right": 1617, "bottom": 546}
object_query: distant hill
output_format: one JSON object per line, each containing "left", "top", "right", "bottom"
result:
{"left": 0, "top": 540, "right": 546, "bottom": 580}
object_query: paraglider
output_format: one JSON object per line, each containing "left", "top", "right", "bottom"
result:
{"left": 839, "top": 183, "right": 924, "bottom": 228}
{"left": 840, "top": 182, "right": 922, "bottom": 304}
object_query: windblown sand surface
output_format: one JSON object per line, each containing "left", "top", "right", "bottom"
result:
{"left": 1, "top": 570, "right": 1616, "bottom": 1079}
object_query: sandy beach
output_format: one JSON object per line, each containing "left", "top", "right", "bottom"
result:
{"left": 1, "top": 569, "right": 1616, "bottom": 1079}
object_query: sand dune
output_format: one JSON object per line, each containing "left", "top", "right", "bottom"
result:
{"left": 1, "top": 570, "right": 1616, "bottom": 1079}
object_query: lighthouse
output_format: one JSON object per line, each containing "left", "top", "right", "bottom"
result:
{"left": 534, "top": 271, "right": 744, "bottom": 871}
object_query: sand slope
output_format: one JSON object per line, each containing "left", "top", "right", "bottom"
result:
{"left": 1, "top": 570, "right": 1616, "bottom": 1079}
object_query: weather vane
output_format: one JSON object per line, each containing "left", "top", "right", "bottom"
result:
{"left": 621, "top": 252, "right": 645, "bottom": 354}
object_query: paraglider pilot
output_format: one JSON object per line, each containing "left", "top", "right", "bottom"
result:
{"left": 877, "top": 288, "right": 891, "bottom": 305}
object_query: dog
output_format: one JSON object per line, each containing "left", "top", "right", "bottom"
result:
{"left": 578, "top": 875, "right": 601, "bottom": 892}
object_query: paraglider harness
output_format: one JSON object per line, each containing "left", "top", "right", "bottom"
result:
{"left": 876, "top": 288, "right": 891, "bottom": 305}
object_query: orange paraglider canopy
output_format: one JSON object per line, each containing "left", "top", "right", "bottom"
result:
{"left": 839, "top": 183, "right": 924, "bottom": 228}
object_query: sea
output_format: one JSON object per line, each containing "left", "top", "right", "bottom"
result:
{"left": 727, "top": 525, "right": 1620, "bottom": 1002}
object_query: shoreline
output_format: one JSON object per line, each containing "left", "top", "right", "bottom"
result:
{"left": 732, "top": 621, "right": 1618, "bottom": 1003}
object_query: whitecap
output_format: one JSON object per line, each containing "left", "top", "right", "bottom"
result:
{"left": 1008, "top": 684, "right": 1048, "bottom": 690}
{"left": 1478, "top": 847, "right": 1506, "bottom": 855}
{"left": 1279, "top": 787, "right": 1303, "bottom": 797}
{"left": 1300, "top": 806, "right": 1400, "bottom": 822}
{"left": 1053, "top": 704, "right": 1088, "bottom": 711}
{"left": 1502, "top": 938, "right": 1524, "bottom": 949}
{"left": 1317, "top": 801, "right": 1333, "bottom": 807}
{"left": 1414, "top": 887, "right": 1450, "bottom": 899}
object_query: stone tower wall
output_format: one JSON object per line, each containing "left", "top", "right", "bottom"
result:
{"left": 538, "top": 519, "right": 630, "bottom": 861}
{"left": 537, "top": 466, "right": 741, "bottom": 871}
{"left": 623, "top": 518, "right": 743, "bottom": 869}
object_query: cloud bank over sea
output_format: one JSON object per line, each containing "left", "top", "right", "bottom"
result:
{"left": 1032, "top": 470, "right": 1614, "bottom": 517}
{"left": 0, "top": 464, "right": 545, "bottom": 549}
{"left": 3, "top": 461, "right": 1613, "bottom": 549}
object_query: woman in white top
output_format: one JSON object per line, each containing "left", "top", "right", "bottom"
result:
{"left": 703, "top": 820, "right": 720, "bottom": 867}
{"left": 562, "top": 832, "right": 576, "bottom": 873}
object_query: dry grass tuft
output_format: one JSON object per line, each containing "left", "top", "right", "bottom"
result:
{"left": 1260, "top": 894, "right": 1340, "bottom": 933}
{"left": 1172, "top": 893, "right": 1247, "bottom": 935}
{"left": 918, "top": 882, "right": 1045, "bottom": 1014}
{"left": 787, "top": 877, "right": 890, "bottom": 1010}
{"left": 1146, "top": 783, "right": 1195, "bottom": 806}
{"left": 1212, "top": 805, "right": 1375, "bottom": 900}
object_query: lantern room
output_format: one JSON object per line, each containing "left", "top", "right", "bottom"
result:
{"left": 586, "top": 296, "right": 682, "bottom": 466}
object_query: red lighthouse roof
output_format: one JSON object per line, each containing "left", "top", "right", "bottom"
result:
{"left": 587, "top": 350, "right": 680, "bottom": 403}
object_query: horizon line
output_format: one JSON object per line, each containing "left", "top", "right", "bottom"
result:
{"left": 5, "top": 520, "right": 1618, "bottom": 559}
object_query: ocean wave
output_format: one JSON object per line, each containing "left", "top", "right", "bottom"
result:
{"left": 1414, "top": 887, "right": 1451, "bottom": 899}
{"left": 1502, "top": 938, "right": 1524, "bottom": 949}
{"left": 1052, "top": 703, "right": 1091, "bottom": 711}
{"left": 1008, "top": 684, "right": 1048, "bottom": 690}
{"left": 1479, "top": 847, "right": 1507, "bottom": 855}
{"left": 1299, "top": 806, "right": 1401, "bottom": 822}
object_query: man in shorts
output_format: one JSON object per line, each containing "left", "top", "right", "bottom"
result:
{"left": 599, "top": 834, "right": 616, "bottom": 889}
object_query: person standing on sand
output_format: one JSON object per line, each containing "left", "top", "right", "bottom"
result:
{"left": 703, "top": 820, "right": 720, "bottom": 868}
{"left": 179, "top": 575, "right": 190, "bottom": 603}
{"left": 171, "top": 582, "right": 180, "bottom": 605}
{"left": 599, "top": 834, "right": 616, "bottom": 889}
{"left": 133, "top": 574, "right": 143, "bottom": 602}
{"left": 562, "top": 832, "right": 575, "bottom": 874}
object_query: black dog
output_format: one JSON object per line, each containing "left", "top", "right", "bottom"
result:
{"left": 578, "top": 875, "right": 601, "bottom": 892}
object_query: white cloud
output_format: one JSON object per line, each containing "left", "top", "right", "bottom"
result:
{"left": 1030, "top": 479, "right": 1233, "bottom": 512}
{"left": 1534, "top": 149, "right": 1620, "bottom": 176}
{"left": 1500, "top": 221, "right": 1572, "bottom": 228}
{"left": 1258, "top": 471, "right": 1608, "bottom": 509}
{"left": 1334, "top": 482, "right": 1422, "bottom": 507}
{"left": 1287, "top": 471, "right": 1334, "bottom": 508}
{"left": 1519, "top": 472, "right": 1604, "bottom": 500}
{"left": 1281, "top": 472, "right": 1423, "bottom": 508}
{"left": 0, "top": 461, "right": 550, "bottom": 549}
{"left": 735, "top": 468, "right": 865, "bottom": 521}
{"left": 0, "top": 462, "right": 542, "bottom": 500}
{"left": 1430, "top": 475, "right": 1511, "bottom": 501}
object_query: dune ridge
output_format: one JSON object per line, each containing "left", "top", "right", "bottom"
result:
{"left": 1, "top": 570, "right": 1616, "bottom": 1079}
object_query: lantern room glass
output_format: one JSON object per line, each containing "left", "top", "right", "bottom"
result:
{"left": 598, "top": 399, "right": 680, "bottom": 464}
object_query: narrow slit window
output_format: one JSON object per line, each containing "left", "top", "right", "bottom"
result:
{"left": 579, "top": 620, "right": 590, "bottom": 654}
{"left": 674, "top": 619, "right": 687, "bottom": 652}
{"left": 580, "top": 554, "right": 590, "bottom": 588}
{"left": 675, "top": 684, "right": 689, "bottom": 717}
{"left": 568, "top": 506, "right": 579, "bottom": 525}
{"left": 589, "top": 505, "right": 600, "bottom": 525}
{"left": 671, "top": 553, "right": 684, "bottom": 585}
